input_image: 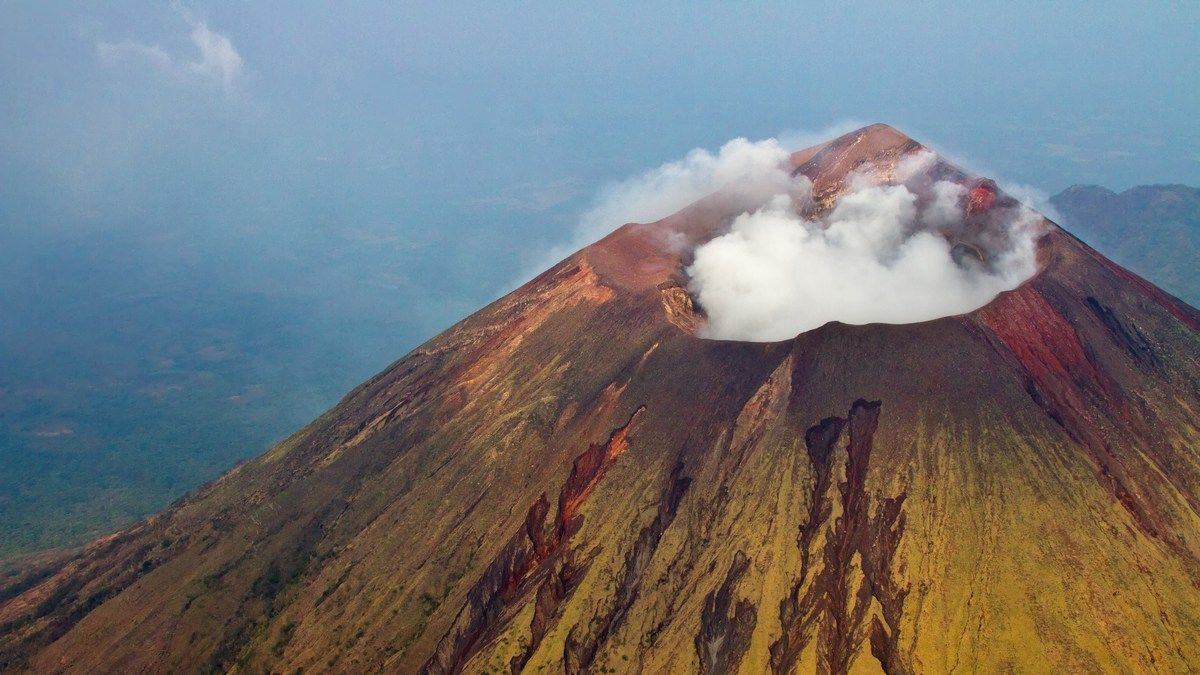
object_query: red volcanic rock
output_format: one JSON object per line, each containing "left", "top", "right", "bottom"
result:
{"left": 966, "top": 182, "right": 997, "bottom": 214}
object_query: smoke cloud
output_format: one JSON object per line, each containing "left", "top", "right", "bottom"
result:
{"left": 573, "top": 121, "right": 866, "bottom": 245}
{"left": 520, "top": 137, "right": 800, "bottom": 281}
{"left": 519, "top": 123, "right": 870, "bottom": 287}
{"left": 576, "top": 137, "right": 795, "bottom": 238}
{"left": 687, "top": 154, "right": 1042, "bottom": 341}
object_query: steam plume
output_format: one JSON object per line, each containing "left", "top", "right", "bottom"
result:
{"left": 533, "top": 131, "right": 1043, "bottom": 342}
{"left": 687, "top": 152, "right": 1042, "bottom": 341}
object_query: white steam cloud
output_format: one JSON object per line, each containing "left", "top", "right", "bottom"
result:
{"left": 518, "top": 137, "right": 798, "bottom": 279}
{"left": 576, "top": 137, "right": 796, "bottom": 240}
{"left": 528, "top": 130, "right": 1043, "bottom": 341}
{"left": 520, "top": 123, "right": 866, "bottom": 285}
{"left": 571, "top": 121, "right": 866, "bottom": 246}
{"left": 687, "top": 172, "right": 1041, "bottom": 341}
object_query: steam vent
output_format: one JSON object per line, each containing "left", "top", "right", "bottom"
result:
{"left": 2, "top": 125, "right": 1199, "bottom": 673}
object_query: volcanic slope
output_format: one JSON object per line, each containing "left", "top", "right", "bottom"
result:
{"left": 2, "top": 124, "right": 1199, "bottom": 674}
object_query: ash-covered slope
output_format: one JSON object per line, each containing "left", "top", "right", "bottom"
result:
{"left": 2, "top": 125, "right": 1200, "bottom": 674}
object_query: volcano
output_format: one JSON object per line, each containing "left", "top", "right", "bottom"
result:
{"left": 2, "top": 124, "right": 1199, "bottom": 673}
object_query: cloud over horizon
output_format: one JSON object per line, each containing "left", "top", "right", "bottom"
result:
{"left": 97, "top": 8, "right": 243, "bottom": 94}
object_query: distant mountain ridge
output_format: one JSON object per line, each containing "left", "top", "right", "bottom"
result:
{"left": 1051, "top": 183, "right": 1200, "bottom": 305}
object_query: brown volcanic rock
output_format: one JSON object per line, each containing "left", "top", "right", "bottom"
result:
{"left": 2, "top": 125, "right": 1199, "bottom": 673}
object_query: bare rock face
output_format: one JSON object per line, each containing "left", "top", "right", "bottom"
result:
{"left": 2, "top": 125, "right": 1200, "bottom": 674}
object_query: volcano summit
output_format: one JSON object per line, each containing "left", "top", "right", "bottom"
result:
{"left": 2, "top": 124, "right": 1199, "bottom": 673}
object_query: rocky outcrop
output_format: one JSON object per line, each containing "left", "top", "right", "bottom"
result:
{"left": 771, "top": 401, "right": 909, "bottom": 674}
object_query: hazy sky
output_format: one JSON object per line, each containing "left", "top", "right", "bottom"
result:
{"left": 2, "top": 1, "right": 1198, "bottom": 363}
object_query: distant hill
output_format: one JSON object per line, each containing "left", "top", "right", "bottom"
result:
{"left": 1051, "top": 184, "right": 1200, "bottom": 306}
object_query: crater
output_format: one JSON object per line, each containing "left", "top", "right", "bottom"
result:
{"left": 678, "top": 151, "right": 1048, "bottom": 342}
